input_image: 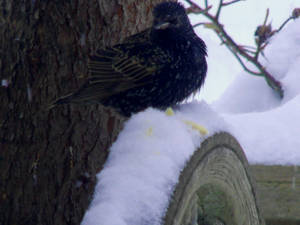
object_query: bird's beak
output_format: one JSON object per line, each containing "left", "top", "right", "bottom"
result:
{"left": 154, "top": 22, "right": 170, "bottom": 30}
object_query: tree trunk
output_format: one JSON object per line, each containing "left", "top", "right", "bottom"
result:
{"left": 0, "top": 0, "right": 163, "bottom": 224}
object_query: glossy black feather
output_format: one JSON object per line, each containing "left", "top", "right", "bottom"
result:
{"left": 53, "top": 2, "right": 207, "bottom": 117}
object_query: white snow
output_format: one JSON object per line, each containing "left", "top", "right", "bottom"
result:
{"left": 213, "top": 18, "right": 300, "bottom": 114}
{"left": 213, "top": 18, "right": 300, "bottom": 166}
{"left": 225, "top": 94, "right": 300, "bottom": 165}
{"left": 212, "top": 74, "right": 282, "bottom": 114}
{"left": 82, "top": 4, "right": 300, "bottom": 225}
{"left": 81, "top": 103, "right": 228, "bottom": 225}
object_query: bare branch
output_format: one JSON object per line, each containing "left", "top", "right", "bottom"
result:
{"left": 184, "top": 0, "right": 284, "bottom": 98}
{"left": 193, "top": 22, "right": 206, "bottom": 28}
{"left": 222, "top": 0, "right": 245, "bottom": 7}
{"left": 254, "top": 8, "right": 270, "bottom": 60}
{"left": 184, "top": 0, "right": 196, "bottom": 7}
{"left": 229, "top": 48, "right": 263, "bottom": 76}
{"left": 276, "top": 16, "right": 293, "bottom": 33}
{"left": 215, "top": 0, "right": 223, "bottom": 20}
{"left": 263, "top": 8, "right": 270, "bottom": 26}
{"left": 186, "top": 4, "right": 212, "bottom": 15}
{"left": 242, "top": 45, "right": 257, "bottom": 50}
{"left": 217, "top": 36, "right": 263, "bottom": 76}
{"left": 239, "top": 45, "right": 257, "bottom": 55}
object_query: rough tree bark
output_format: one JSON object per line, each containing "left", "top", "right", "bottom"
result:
{"left": 0, "top": 0, "right": 163, "bottom": 224}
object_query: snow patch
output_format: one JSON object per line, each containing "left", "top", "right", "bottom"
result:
{"left": 81, "top": 102, "right": 228, "bottom": 225}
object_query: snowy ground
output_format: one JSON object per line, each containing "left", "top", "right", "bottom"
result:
{"left": 81, "top": 4, "right": 300, "bottom": 225}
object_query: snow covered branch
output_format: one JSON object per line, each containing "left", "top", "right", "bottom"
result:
{"left": 185, "top": 1, "right": 300, "bottom": 98}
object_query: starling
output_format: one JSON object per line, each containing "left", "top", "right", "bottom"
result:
{"left": 53, "top": 2, "right": 207, "bottom": 117}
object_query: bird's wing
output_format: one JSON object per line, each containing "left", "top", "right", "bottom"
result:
{"left": 69, "top": 43, "right": 166, "bottom": 103}
{"left": 89, "top": 46, "right": 158, "bottom": 84}
{"left": 89, "top": 44, "right": 164, "bottom": 88}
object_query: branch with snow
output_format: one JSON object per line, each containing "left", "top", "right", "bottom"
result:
{"left": 185, "top": 0, "right": 300, "bottom": 98}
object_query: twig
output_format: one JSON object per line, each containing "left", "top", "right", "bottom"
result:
{"left": 254, "top": 8, "right": 270, "bottom": 60}
{"left": 213, "top": 25, "right": 262, "bottom": 76}
{"left": 276, "top": 16, "right": 293, "bottom": 33}
{"left": 215, "top": 0, "right": 223, "bottom": 20}
{"left": 242, "top": 45, "right": 257, "bottom": 50}
{"left": 184, "top": 0, "right": 195, "bottom": 7}
{"left": 193, "top": 22, "right": 206, "bottom": 28}
{"left": 217, "top": 0, "right": 245, "bottom": 19}
{"left": 263, "top": 8, "right": 270, "bottom": 26}
{"left": 229, "top": 46, "right": 263, "bottom": 76}
{"left": 222, "top": 0, "right": 244, "bottom": 7}
{"left": 186, "top": 4, "right": 212, "bottom": 15}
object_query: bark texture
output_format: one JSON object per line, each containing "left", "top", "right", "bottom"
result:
{"left": 0, "top": 0, "right": 163, "bottom": 224}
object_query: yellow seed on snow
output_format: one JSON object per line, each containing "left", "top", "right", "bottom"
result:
{"left": 165, "top": 107, "right": 175, "bottom": 116}
{"left": 184, "top": 120, "right": 208, "bottom": 135}
{"left": 146, "top": 127, "right": 153, "bottom": 136}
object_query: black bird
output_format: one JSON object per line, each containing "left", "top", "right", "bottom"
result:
{"left": 52, "top": 2, "right": 207, "bottom": 117}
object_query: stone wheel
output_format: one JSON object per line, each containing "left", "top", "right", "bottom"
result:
{"left": 163, "top": 132, "right": 265, "bottom": 225}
